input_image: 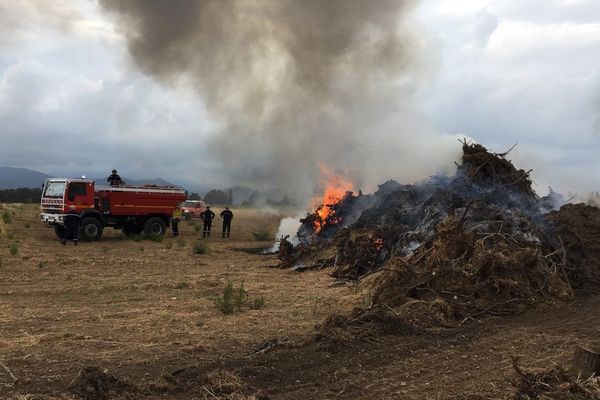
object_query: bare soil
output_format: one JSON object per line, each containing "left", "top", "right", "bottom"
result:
{"left": 0, "top": 204, "right": 598, "bottom": 399}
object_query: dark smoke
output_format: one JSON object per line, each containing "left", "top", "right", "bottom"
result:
{"left": 100, "top": 0, "right": 459, "bottom": 202}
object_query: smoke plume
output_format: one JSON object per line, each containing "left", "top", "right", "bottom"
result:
{"left": 100, "top": 0, "right": 459, "bottom": 203}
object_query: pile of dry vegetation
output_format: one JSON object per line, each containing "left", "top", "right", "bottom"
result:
{"left": 511, "top": 355, "right": 600, "bottom": 400}
{"left": 279, "top": 141, "right": 600, "bottom": 338}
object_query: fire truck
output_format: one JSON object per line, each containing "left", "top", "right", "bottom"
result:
{"left": 40, "top": 178, "right": 186, "bottom": 241}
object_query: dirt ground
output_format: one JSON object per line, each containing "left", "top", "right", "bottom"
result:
{"left": 0, "top": 204, "right": 599, "bottom": 399}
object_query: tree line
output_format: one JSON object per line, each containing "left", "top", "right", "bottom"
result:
{"left": 186, "top": 189, "right": 234, "bottom": 205}
{"left": 0, "top": 188, "right": 42, "bottom": 203}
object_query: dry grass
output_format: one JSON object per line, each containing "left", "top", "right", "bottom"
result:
{"left": 0, "top": 204, "right": 349, "bottom": 397}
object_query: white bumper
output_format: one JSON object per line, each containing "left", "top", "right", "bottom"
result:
{"left": 41, "top": 213, "right": 64, "bottom": 226}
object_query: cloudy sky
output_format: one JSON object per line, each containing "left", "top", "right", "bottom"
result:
{"left": 0, "top": 0, "right": 599, "bottom": 196}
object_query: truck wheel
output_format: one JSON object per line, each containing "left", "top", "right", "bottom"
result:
{"left": 144, "top": 217, "right": 166, "bottom": 237}
{"left": 81, "top": 217, "right": 103, "bottom": 241}
{"left": 54, "top": 225, "right": 65, "bottom": 239}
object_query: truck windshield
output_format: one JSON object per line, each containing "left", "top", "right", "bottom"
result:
{"left": 43, "top": 181, "right": 66, "bottom": 198}
{"left": 182, "top": 201, "right": 196, "bottom": 207}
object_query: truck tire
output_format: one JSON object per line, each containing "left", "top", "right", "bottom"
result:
{"left": 54, "top": 225, "right": 65, "bottom": 239}
{"left": 81, "top": 217, "right": 103, "bottom": 241}
{"left": 144, "top": 217, "right": 166, "bottom": 237}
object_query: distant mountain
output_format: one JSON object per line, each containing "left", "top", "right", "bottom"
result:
{"left": 0, "top": 167, "right": 53, "bottom": 189}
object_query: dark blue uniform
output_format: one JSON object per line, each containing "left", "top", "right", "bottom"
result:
{"left": 220, "top": 209, "right": 234, "bottom": 238}
{"left": 200, "top": 208, "right": 216, "bottom": 237}
{"left": 62, "top": 211, "right": 81, "bottom": 245}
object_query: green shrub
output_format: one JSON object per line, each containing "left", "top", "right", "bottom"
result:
{"left": 249, "top": 296, "right": 266, "bottom": 310}
{"left": 215, "top": 282, "right": 235, "bottom": 315}
{"left": 193, "top": 223, "right": 201, "bottom": 233}
{"left": 214, "top": 281, "right": 263, "bottom": 315}
{"left": 175, "top": 281, "right": 190, "bottom": 289}
{"left": 2, "top": 210, "right": 11, "bottom": 224}
{"left": 144, "top": 233, "right": 163, "bottom": 243}
{"left": 251, "top": 227, "right": 272, "bottom": 241}
{"left": 233, "top": 281, "right": 247, "bottom": 311}
{"left": 165, "top": 241, "right": 173, "bottom": 249}
{"left": 192, "top": 242, "right": 207, "bottom": 254}
{"left": 9, "top": 243, "right": 18, "bottom": 255}
{"left": 128, "top": 233, "right": 162, "bottom": 243}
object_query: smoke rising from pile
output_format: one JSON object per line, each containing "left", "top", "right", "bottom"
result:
{"left": 100, "top": 0, "right": 459, "bottom": 203}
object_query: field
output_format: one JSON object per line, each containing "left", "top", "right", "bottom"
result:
{"left": 1, "top": 204, "right": 599, "bottom": 399}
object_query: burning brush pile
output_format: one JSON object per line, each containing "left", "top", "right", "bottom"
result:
{"left": 278, "top": 141, "right": 600, "bottom": 335}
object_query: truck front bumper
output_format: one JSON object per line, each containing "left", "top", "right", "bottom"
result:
{"left": 41, "top": 213, "right": 64, "bottom": 226}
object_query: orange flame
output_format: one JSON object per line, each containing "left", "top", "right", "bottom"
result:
{"left": 311, "top": 164, "right": 354, "bottom": 233}
{"left": 371, "top": 237, "right": 384, "bottom": 251}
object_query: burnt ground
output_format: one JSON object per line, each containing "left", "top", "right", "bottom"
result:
{"left": 0, "top": 204, "right": 599, "bottom": 399}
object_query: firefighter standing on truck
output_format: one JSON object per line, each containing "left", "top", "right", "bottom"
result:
{"left": 107, "top": 169, "right": 124, "bottom": 186}
{"left": 220, "top": 206, "right": 234, "bottom": 238}
{"left": 62, "top": 205, "right": 81, "bottom": 245}
{"left": 200, "top": 206, "right": 216, "bottom": 238}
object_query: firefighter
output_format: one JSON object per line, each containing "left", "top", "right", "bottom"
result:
{"left": 61, "top": 205, "right": 81, "bottom": 245}
{"left": 107, "top": 169, "right": 124, "bottom": 186}
{"left": 171, "top": 206, "right": 182, "bottom": 237}
{"left": 200, "top": 206, "right": 216, "bottom": 238}
{"left": 220, "top": 206, "right": 234, "bottom": 238}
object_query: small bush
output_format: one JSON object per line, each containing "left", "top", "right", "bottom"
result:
{"left": 139, "top": 246, "right": 144, "bottom": 253}
{"left": 215, "top": 282, "right": 235, "bottom": 315}
{"left": 214, "top": 282, "right": 263, "bottom": 315}
{"left": 2, "top": 210, "right": 11, "bottom": 224}
{"left": 102, "top": 246, "right": 109, "bottom": 254}
{"left": 25, "top": 223, "right": 30, "bottom": 229}
{"left": 249, "top": 296, "right": 266, "bottom": 310}
{"left": 192, "top": 242, "right": 207, "bottom": 254}
{"left": 165, "top": 241, "right": 173, "bottom": 249}
{"left": 145, "top": 233, "right": 163, "bottom": 243}
{"left": 128, "top": 233, "right": 162, "bottom": 242}
{"left": 6, "top": 232, "right": 14, "bottom": 240}
{"left": 9, "top": 243, "right": 18, "bottom": 255}
{"left": 37, "top": 261, "right": 44, "bottom": 269}
{"left": 175, "top": 281, "right": 190, "bottom": 289}
{"left": 193, "top": 223, "right": 201, "bottom": 233}
{"left": 233, "top": 281, "right": 247, "bottom": 311}
{"left": 251, "top": 227, "right": 272, "bottom": 242}
{"left": 177, "top": 238, "right": 186, "bottom": 248}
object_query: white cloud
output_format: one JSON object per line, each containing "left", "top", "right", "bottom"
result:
{"left": 417, "top": 0, "right": 600, "bottom": 194}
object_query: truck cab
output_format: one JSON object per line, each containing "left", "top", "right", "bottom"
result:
{"left": 41, "top": 179, "right": 95, "bottom": 221}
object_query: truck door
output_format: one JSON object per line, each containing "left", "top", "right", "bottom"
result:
{"left": 66, "top": 182, "right": 93, "bottom": 210}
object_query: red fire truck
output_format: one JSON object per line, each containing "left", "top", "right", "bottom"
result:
{"left": 40, "top": 178, "right": 187, "bottom": 241}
